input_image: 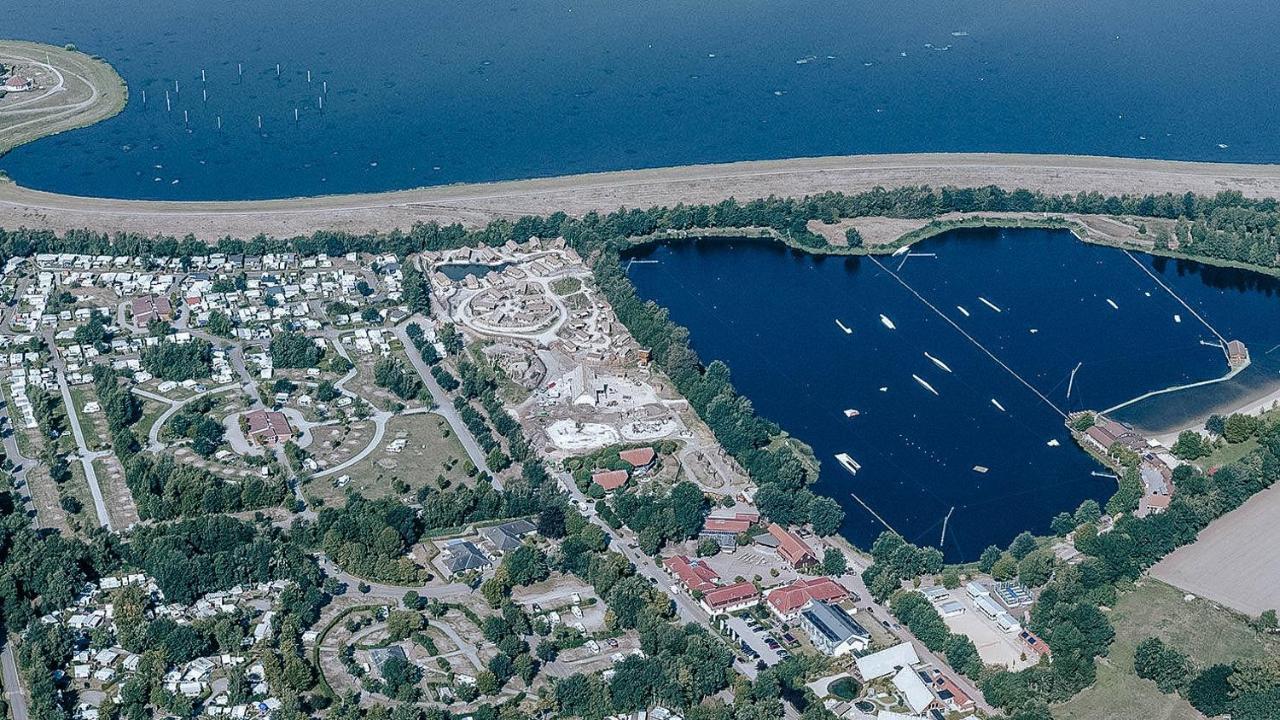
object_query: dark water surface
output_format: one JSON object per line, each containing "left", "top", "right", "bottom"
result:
{"left": 4, "top": 0, "right": 1280, "bottom": 200}
{"left": 622, "top": 229, "right": 1280, "bottom": 559}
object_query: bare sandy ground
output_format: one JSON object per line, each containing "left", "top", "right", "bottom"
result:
{"left": 4, "top": 153, "right": 1280, "bottom": 239}
{"left": 1151, "top": 480, "right": 1280, "bottom": 616}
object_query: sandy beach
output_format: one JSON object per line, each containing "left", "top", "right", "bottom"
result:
{"left": 4, "top": 153, "right": 1280, "bottom": 239}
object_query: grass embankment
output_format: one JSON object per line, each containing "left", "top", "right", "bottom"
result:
{"left": 0, "top": 40, "right": 127, "bottom": 157}
{"left": 1053, "top": 579, "right": 1278, "bottom": 720}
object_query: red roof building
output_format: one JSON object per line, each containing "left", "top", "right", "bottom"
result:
{"left": 663, "top": 555, "right": 719, "bottom": 594}
{"left": 932, "top": 673, "right": 975, "bottom": 712}
{"left": 699, "top": 581, "right": 760, "bottom": 615}
{"left": 766, "top": 577, "right": 851, "bottom": 619}
{"left": 131, "top": 294, "right": 174, "bottom": 328}
{"left": 618, "top": 446, "right": 656, "bottom": 470}
{"left": 590, "top": 469, "right": 628, "bottom": 492}
{"left": 768, "top": 523, "right": 818, "bottom": 568}
{"left": 704, "top": 516, "right": 752, "bottom": 534}
{"left": 244, "top": 409, "right": 294, "bottom": 447}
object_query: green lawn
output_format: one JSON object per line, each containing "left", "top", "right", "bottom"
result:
{"left": 1054, "top": 579, "right": 1278, "bottom": 720}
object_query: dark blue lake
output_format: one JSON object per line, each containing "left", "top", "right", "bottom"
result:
{"left": 4, "top": 0, "right": 1280, "bottom": 200}
{"left": 622, "top": 229, "right": 1280, "bottom": 560}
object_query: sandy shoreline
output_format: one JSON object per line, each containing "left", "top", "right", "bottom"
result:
{"left": 5, "top": 152, "right": 1280, "bottom": 239}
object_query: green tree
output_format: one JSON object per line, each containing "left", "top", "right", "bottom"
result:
{"left": 1073, "top": 499, "right": 1102, "bottom": 526}
{"left": 844, "top": 227, "right": 864, "bottom": 248}
{"left": 809, "top": 496, "right": 845, "bottom": 536}
{"left": 822, "top": 548, "right": 847, "bottom": 576}
{"left": 1133, "top": 637, "right": 1192, "bottom": 693}
{"left": 978, "top": 545, "right": 1003, "bottom": 573}
{"left": 1186, "top": 664, "right": 1234, "bottom": 717}
{"left": 1008, "top": 531, "right": 1037, "bottom": 560}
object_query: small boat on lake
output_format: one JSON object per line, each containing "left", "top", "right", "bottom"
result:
{"left": 978, "top": 297, "right": 1002, "bottom": 313}
{"left": 956, "top": 305, "right": 970, "bottom": 317}
{"left": 991, "top": 398, "right": 1006, "bottom": 412}
{"left": 1106, "top": 298, "right": 1119, "bottom": 310}
{"left": 973, "top": 465, "right": 989, "bottom": 473}
{"left": 924, "top": 352, "right": 952, "bottom": 373}
{"left": 880, "top": 314, "right": 897, "bottom": 330}
{"left": 844, "top": 409, "right": 861, "bottom": 418}
{"left": 913, "top": 374, "right": 938, "bottom": 396}
{"left": 836, "top": 319, "right": 852, "bottom": 334}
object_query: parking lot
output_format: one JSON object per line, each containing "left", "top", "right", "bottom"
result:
{"left": 935, "top": 588, "right": 1037, "bottom": 670}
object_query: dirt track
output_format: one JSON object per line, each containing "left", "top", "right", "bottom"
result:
{"left": 4, "top": 153, "right": 1280, "bottom": 239}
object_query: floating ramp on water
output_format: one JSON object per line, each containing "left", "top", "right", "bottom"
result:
{"left": 835, "top": 452, "right": 862, "bottom": 475}
{"left": 912, "top": 374, "right": 939, "bottom": 396}
{"left": 978, "top": 297, "right": 1002, "bottom": 313}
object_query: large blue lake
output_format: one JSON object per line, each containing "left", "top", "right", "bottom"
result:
{"left": 623, "top": 230, "right": 1280, "bottom": 560}
{"left": 4, "top": 0, "right": 1280, "bottom": 200}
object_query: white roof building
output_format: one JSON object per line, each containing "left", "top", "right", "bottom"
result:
{"left": 892, "top": 667, "right": 935, "bottom": 715}
{"left": 855, "top": 641, "right": 920, "bottom": 681}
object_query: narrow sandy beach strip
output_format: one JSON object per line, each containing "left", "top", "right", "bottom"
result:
{"left": 5, "top": 153, "right": 1280, "bottom": 239}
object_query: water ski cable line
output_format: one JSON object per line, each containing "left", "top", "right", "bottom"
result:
{"left": 1123, "top": 250, "right": 1229, "bottom": 356}
{"left": 849, "top": 490, "right": 899, "bottom": 536}
{"left": 868, "top": 255, "right": 1067, "bottom": 418}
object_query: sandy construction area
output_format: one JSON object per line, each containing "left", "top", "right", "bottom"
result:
{"left": 4, "top": 153, "right": 1280, "bottom": 239}
{"left": 1150, "top": 481, "right": 1280, "bottom": 616}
